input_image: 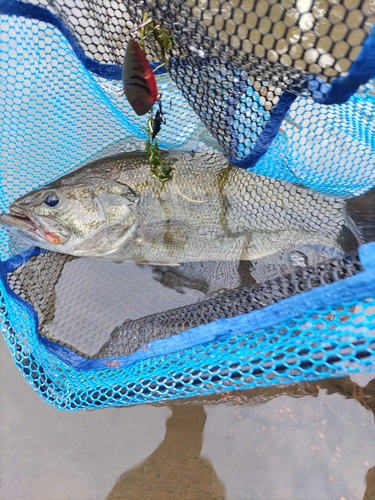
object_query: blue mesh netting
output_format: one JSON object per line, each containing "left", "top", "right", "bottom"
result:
{"left": 1, "top": 0, "right": 375, "bottom": 409}
{"left": 247, "top": 82, "right": 375, "bottom": 196}
{"left": 1, "top": 243, "right": 375, "bottom": 410}
{"left": 0, "top": 14, "right": 219, "bottom": 259}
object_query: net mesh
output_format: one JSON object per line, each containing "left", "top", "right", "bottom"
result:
{"left": 1, "top": 244, "right": 375, "bottom": 410}
{"left": 0, "top": 0, "right": 375, "bottom": 409}
{"left": 5, "top": 249, "right": 363, "bottom": 358}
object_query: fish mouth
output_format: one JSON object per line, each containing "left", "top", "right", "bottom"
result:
{"left": 0, "top": 207, "right": 38, "bottom": 232}
{"left": 1, "top": 206, "right": 70, "bottom": 247}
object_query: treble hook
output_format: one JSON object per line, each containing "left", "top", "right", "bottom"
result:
{"left": 151, "top": 97, "right": 172, "bottom": 140}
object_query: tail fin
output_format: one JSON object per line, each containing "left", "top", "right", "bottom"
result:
{"left": 346, "top": 186, "right": 375, "bottom": 244}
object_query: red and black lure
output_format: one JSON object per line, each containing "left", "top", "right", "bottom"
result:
{"left": 122, "top": 38, "right": 158, "bottom": 116}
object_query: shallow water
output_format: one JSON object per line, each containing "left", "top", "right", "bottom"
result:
{"left": 1, "top": 2, "right": 375, "bottom": 497}
{"left": 1, "top": 334, "right": 375, "bottom": 500}
{"left": 2, "top": 178, "right": 375, "bottom": 499}
{"left": 2, "top": 189, "right": 375, "bottom": 499}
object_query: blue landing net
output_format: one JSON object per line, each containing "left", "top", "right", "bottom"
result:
{"left": 0, "top": 0, "right": 374, "bottom": 409}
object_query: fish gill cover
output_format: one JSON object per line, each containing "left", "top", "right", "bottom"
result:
{"left": 0, "top": 0, "right": 374, "bottom": 409}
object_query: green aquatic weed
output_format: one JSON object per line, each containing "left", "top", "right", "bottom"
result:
{"left": 145, "top": 116, "right": 174, "bottom": 182}
{"left": 137, "top": 12, "right": 173, "bottom": 181}
{"left": 139, "top": 12, "right": 173, "bottom": 66}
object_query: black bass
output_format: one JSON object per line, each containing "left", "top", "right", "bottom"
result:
{"left": 0, "top": 151, "right": 372, "bottom": 276}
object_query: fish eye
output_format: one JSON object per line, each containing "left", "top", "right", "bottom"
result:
{"left": 43, "top": 193, "right": 60, "bottom": 207}
{"left": 133, "top": 99, "right": 144, "bottom": 108}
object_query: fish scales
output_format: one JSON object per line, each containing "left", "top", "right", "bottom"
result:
{"left": 224, "top": 168, "right": 346, "bottom": 235}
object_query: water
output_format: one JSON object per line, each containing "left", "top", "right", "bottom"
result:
{"left": 1, "top": 333, "right": 375, "bottom": 500}
{"left": 2, "top": 173, "right": 374, "bottom": 499}
{"left": 1, "top": 180, "right": 375, "bottom": 499}
{"left": 1, "top": 3, "right": 375, "bottom": 498}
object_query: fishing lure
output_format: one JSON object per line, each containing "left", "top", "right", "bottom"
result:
{"left": 122, "top": 14, "right": 173, "bottom": 116}
{"left": 122, "top": 38, "right": 158, "bottom": 116}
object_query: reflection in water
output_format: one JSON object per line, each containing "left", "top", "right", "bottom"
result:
{"left": 307, "top": 376, "right": 375, "bottom": 499}
{"left": 106, "top": 376, "right": 375, "bottom": 500}
{"left": 363, "top": 467, "right": 375, "bottom": 500}
{"left": 106, "top": 403, "right": 226, "bottom": 500}
{"left": 320, "top": 377, "right": 375, "bottom": 499}
{"left": 318, "top": 376, "right": 375, "bottom": 418}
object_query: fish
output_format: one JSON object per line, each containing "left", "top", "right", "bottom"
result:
{"left": 1, "top": 151, "right": 374, "bottom": 282}
{"left": 122, "top": 39, "right": 158, "bottom": 116}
